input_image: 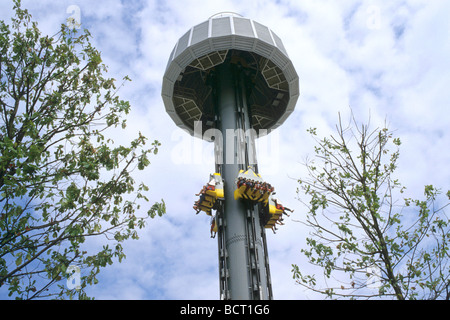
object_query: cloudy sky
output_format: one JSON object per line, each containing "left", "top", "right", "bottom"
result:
{"left": 1, "top": 0, "right": 449, "bottom": 299}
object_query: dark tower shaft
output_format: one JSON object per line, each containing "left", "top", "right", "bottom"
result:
{"left": 214, "top": 61, "right": 272, "bottom": 300}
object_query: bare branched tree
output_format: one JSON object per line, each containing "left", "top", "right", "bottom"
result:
{"left": 293, "top": 113, "right": 449, "bottom": 300}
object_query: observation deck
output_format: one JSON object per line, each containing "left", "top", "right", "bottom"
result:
{"left": 161, "top": 13, "right": 299, "bottom": 139}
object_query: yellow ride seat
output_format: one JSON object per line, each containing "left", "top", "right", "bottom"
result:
{"left": 261, "top": 192, "right": 270, "bottom": 205}
{"left": 213, "top": 173, "right": 225, "bottom": 200}
{"left": 195, "top": 173, "right": 226, "bottom": 217}
{"left": 203, "top": 195, "right": 215, "bottom": 204}
{"left": 262, "top": 196, "right": 283, "bottom": 228}
{"left": 234, "top": 185, "right": 245, "bottom": 200}
{"left": 264, "top": 220, "right": 276, "bottom": 228}
{"left": 234, "top": 167, "right": 269, "bottom": 203}
{"left": 199, "top": 205, "right": 212, "bottom": 215}
{"left": 268, "top": 204, "right": 283, "bottom": 215}
{"left": 205, "top": 173, "right": 225, "bottom": 200}
{"left": 264, "top": 214, "right": 282, "bottom": 228}
{"left": 200, "top": 201, "right": 214, "bottom": 209}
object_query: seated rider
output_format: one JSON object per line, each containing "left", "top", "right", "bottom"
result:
{"left": 195, "top": 185, "right": 207, "bottom": 196}
{"left": 210, "top": 219, "right": 217, "bottom": 238}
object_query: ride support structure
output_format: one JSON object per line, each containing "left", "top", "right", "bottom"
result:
{"left": 162, "top": 13, "right": 299, "bottom": 300}
{"left": 214, "top": 61, "right": 271, "bottom": 300}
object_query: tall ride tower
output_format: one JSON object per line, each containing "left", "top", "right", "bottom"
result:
{"left": 162, "top": 12, "right": 299, "bottom": 300}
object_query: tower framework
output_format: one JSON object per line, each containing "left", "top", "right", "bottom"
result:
{"left": 162, "top": 13, "right": 299, "bottom": 300}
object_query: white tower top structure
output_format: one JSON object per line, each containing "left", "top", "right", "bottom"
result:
{"left": 162, "top": 13, "right": 299, "bottom": 138}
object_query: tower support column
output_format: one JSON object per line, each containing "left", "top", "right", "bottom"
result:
{"left": 215, "top": 61, "right": 270, "bottom": 300}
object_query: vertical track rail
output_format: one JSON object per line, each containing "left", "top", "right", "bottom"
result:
{"left": 246, "top": 206, "right": 262, "bottom": 299}
{"left": 260, "top": 210, "right": 273, "bottom": 299}
{"left": 216, "top": 199, "right": 230, "bottom": 300}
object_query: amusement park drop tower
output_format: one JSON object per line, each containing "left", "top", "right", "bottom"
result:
{"left": 162, "top": 12, "right": 299, "bottom": 300}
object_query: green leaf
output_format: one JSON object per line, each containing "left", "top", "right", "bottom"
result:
{"left": 15, "top": 254, "right": 23, "bottom": 266}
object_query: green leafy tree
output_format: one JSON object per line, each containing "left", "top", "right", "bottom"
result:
{"left": 292, "top": 114, "right": 449, "bottom": 299}
{"left": 0, "top": 1, "right": 165, "bottom": 299}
